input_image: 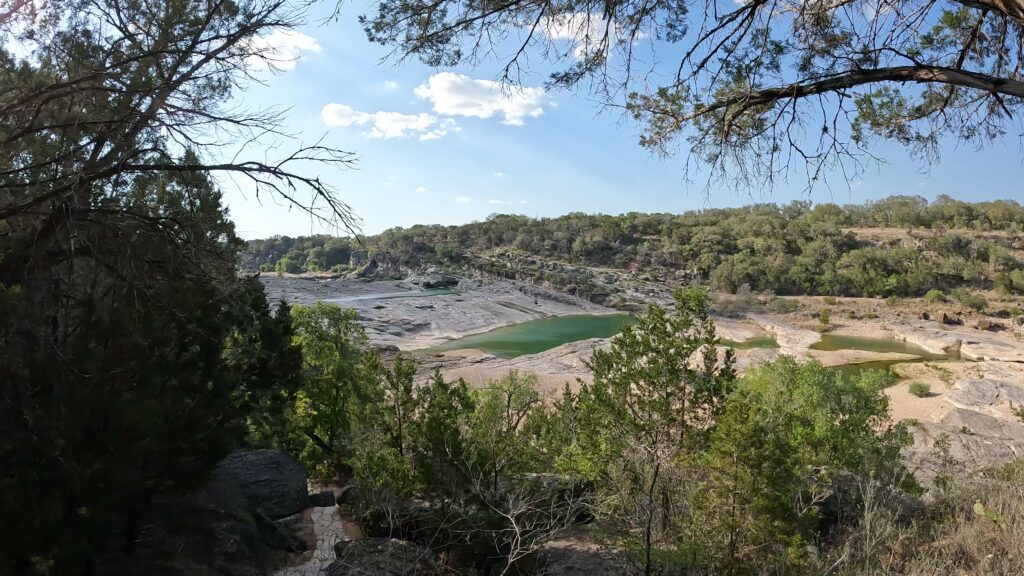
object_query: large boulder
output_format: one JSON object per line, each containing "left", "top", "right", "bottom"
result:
{"left": 210, "top": 449, "right": 309, "bottom": 520}
{"left": 327, "top": 539, "right": 440, "bottom": 576}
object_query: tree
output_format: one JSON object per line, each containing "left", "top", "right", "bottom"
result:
{"left": 361, "top": 0, "right": 1024, "bottom": 190}
{"left": 0, "top": 2, "right": 354, "bottom": 569}
{"left": 692, "top": 358, "right": 914, "bottom": 574}
{"left": 286, "top": 302, "right": 368, "bottom": 479}
{"left": 0, "top": 163, "right": 303, "bottom": 573}
{"left": 563, "top": 287, "right": 736, "bottom": 575}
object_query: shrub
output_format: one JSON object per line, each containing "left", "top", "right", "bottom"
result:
{"left": 908, "top": 382, "right": 931, "bottom": 398}
{"left": 924, "top": 289, "right": 945, "bottom": 304}
{"left": 885, "top": 295, "right": 903, "bottom": 307}
{"left": 819, "top": 308, "right": 831, "bottom": 325}
{"left": 769, "top": 298, "right": 799, "bottom": 313}
{"left": 823, "top": 296, "right": 837, "bottom": 305}
{"left": 951, "top": 287, "right": 988, "bottom": 311}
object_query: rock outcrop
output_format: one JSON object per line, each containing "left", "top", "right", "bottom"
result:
{"left": 949, "top": 379, "right": 1024, "bottom": 416}
{"left": 211, "top": 449, "right": 310, "bottom": 520}
{"left": 101, "top": 450, "right": 315, "bottom": 576}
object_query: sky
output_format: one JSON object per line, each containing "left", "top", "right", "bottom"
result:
{"left": 222, "top": 1, "right": 1024, "bottom": 239}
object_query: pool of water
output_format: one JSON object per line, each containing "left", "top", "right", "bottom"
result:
{"left": 325, "top": 288, "right": 458, "bottom": 303}
{"left": 811, "top": 334, "right": 953, "bottom": 359}
{"left": 430, "top": 314, "right": 636, "bottom": 358}
{"left": 812, "top": 334, "right": 961, "bottom": 380}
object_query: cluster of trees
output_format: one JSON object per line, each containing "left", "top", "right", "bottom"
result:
{"left": 247, "top": 196, "right": 1024, "bottom": 298}
{"left": 244, "top": 234, "right": 356, "bottom": 273}
{"left": 255, "top": 290, "right": 926, "bottom": 575}
{"left": 0, "top": 1, "right": 348, "bottom": 572}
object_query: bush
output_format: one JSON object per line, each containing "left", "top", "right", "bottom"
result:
{"left": 770, "top": 298, "right": 799, "bottom": 313}
{"left": 924, "top": 289, "right": 945, "bottom": 304}
{"left": 823, "top": 296, "right": 837, "bottom": 305}
{"left": 908, "top": 382, "right": 931, "bottom": 398}
{"left": 819, "top": 308, "right": 831, "bottom": 325}
{"left": 885, "top": 295, "right": 903, "bottom": 307}
{"left": 952, "top": 288, "right": 988, "bottom": 311}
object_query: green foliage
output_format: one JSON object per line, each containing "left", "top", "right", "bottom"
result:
{"left": 820, "top": 308, "right": 831, "bottom": 325}
{"left": 951, "top": 288, "right": 988, "bottom": 311}
{"left": 558, "top": 288, "right": 737, "bottom": 574}
{"left": 245, "top": 198, "right": 1024, "bottom": 296}
{"left": 908, "top": 382, "right": 932, "bottom": 398}
{"left": 924, "top": 289, "right": 946, "bottom": 304}
{"left": 770, "top": 297, "right": 800, "bottom": 313}
{"left": 271, "top": 303, "right": 367, "bottom": 480}
{"left": 693, "top": 358, "right": 914, "bottom": 573}
{"left": 0, "top": 172, "right": 303, "bottom": 572}
{"left": 823, "top": 296, "right": 838, "bottom": 305}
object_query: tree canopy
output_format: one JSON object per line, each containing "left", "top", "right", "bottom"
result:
{"left": 361, "top": 0, "right": 1024, "bottom": 188}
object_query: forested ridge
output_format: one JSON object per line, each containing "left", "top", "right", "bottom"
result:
{"left": 247, "top": 195, "right": 1024, "bottom": 297}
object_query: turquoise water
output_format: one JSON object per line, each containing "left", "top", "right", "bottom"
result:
{"left": 430, "top": 314, "right": 636, "bottom": 358}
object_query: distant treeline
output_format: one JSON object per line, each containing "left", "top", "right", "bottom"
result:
{"left": 245, "top": 195, "right": 1024, "bottom": 298}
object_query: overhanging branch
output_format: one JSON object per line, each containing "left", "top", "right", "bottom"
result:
{"left": 699, "top": 65, "right": 1024, "bottom": 121}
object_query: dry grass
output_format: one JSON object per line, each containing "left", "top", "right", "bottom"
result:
{"left": 826, "top": 463, "right": 1024, "bottom": 576}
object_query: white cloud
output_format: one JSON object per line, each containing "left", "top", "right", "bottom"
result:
{"left": 383, "top": 80, "right": 400, "bottom": 90}
{"left": 248, "top": 30, "right": 321, "bottom": 71}
{"left": 454, "top": 196, "right": 473, "bottom": 204}
{"left": 321, "top": 103, "right": 459, "bottom": 141}
{"left": 415, "top": 186, "right": 428, "bottom": 193}
{"left": 492, "top": 172, "right": 505, "bottom": 177}
{"left": 487, "top": 199, "right": 528, "bottom": 205}
{"left": 414, "top": 72, "right": 546, "bottom": 126}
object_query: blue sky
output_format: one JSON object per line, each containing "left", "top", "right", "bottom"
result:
{"left": 222, "top": 1, "right": 1024, "bottom": 239}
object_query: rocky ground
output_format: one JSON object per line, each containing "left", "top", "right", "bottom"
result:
{"left": 261, "top": 274, "right": 611, "bottom": 350}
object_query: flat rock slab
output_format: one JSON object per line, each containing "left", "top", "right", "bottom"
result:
{"left": 893, "top": 322, "right": 1024, "bottom": 362}
{"left": 949, "top": 378, "right": 1024, "bottom": 414}
{"left": 748, "top": 314, "right": 821, "bottom": 353}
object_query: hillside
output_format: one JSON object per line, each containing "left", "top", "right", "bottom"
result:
{"left": 246, "top": 196, "right": 1024, "bottom": 302}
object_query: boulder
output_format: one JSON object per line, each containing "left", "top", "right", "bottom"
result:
{"left": 975, "top": 318, "right": 992, "bottom": 331}
{"left": 309, "top": 490, "right": 337, "bottom": 508}
{"left": 918, "top": 311, "right": 930, "bottom": 321}
{"left": 211, "top": 449, "right": 309, "bottom": 520}
{"left": 941, "top": 311, "right": 962, "bottom": 325}
{"left": 328, "top": 539, "right": 439, "bottom": 576}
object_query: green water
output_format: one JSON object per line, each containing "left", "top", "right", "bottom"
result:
{"left": 431, "top": 314, "right": 635, "bottom": 358}
{"left": 811, "top": 334, "right": 951, "bottom": 359}
{"left": 812, "top": 334, "right": 959, "bottom": 380}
